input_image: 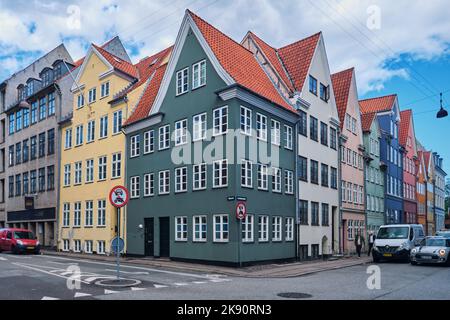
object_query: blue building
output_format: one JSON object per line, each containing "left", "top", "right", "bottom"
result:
{"left": 360, "top": 94, "right": 404, "bottom": 224}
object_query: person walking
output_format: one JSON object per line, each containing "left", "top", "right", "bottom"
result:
{"left": 354, "top": 232, "right": 365, "bottom": 258}
{"left": 368, "top": 231, "right": 376, "bottom": 256}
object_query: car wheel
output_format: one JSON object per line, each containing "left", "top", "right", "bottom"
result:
{"left": 373, "top": 256, "right": 380, "bottom": 263}
{"left": 410, "top": 260, "right": 418, "bottom": 266}
{"left": 11, "top": 245, "right": 19, "bottom": 254}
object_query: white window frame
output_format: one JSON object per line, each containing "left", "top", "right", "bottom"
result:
{"left": 272, "top": 167, "right": 282, "bottom": 193}
{"left": 176, "top": 67, "right": 189, "bottom": 96}
{"left": 88, "top": 87, "right": 96, "bottom": 104}
{"left": 85, "top": 200, "right": 93, "bottom": 227}
{"left": 97, "top": 200, "right": 106, "bottom": 226}
{"left": 193, "top": 113, "right": 206, "bottom": 141}
{"left": 271, "top": 119, "right": 281, "bottom": 146}
{"left": 84, "top": 240, "right": 93, "bottom": 254}
{"left": 175, "top": 216, "right": 188, "bottom": 241}
{"left": 193, "top": 215, "right": 207, "bottom": 242}
{"left": 258, "top": 215, "right": 269, "bottom": 242}
{"left": 63, "top": 239, "right": 70, "bottom": 251}
{"left": 87, "top": 120, "right": 95, "bottom": 143}
{"left": 285, "top": 217, "right": 294, "bottom": 241}
{"left": 242, "top": 214, "right": 254, "bottom": 243}
{"left": 213, "top": 106, "right": 228, "bottom": 136}
{"left": 272, "top": 216, "right": 282, "bottom": 241}
{"left": 130, "top": 176, "right": 140, "bottom": 198}
{"left": 256, "top": 113, "right": 267, "bottom": 141}
{"left": 240, "top": 106, "right": 252, "bottom": 136}
{"left": 193, "top": 163, "right": 207, "bottom": 190}
{"left": 257, "top": 164, "right": 268, "bottom": 191}
{"left": 144, "top": 130, "right": 154, "bottom": 154}
{"left": 158, "top": 125, "right": 170, "bottom": 150}
{"left": 99, "top": 115, "right": 108, "bottom": 138}
{"left": 85, "top": 159, "right": 94, "bottom": 183}
{"left": 64, "top": 164, "right": 71, "bottom": 186}
{"left": 130, "top": 135, "right": 140, "bottom": 158}
{"left": 74, "top": 240, "right": 81, "bottom": 253}
{"left": 174, "top": 119, "right": 188, "bottom": 146}
{"left": 213, "top": 159, "right": 228, "bottom": 188}
{"left": 159, "top": 170, "right": 170, "bottom": 195}
{"left": 112, "top": 110, "right": 122, "bottom": 135}
{"left": 284, "top": 125, "right": 293, "bottom": 150}
{"left": 285, "top": 170, "right": 294, "bottom": 194}
{"left": 192, "top": 60, "right": 206, "bottom": 89}
{"left": 175, "top": 167, "right": 188, "bottom": 193}
{"left": 98, "top": 156, "right": 107, "bottom": 181}
{"left": 241, "top": 159, "right": 253, "bottom": 188}
{"left": 77, "top": 94, "right": 84, "bottom": 109}
{"left": 74, "top": 202, "right": 81, "bottom": 227}
{"left": 144, "top": 173, "right": 154, "bottom": 197}
{"left": 97, "top": 241, "right": 105, "bottom": 254}
{"left": 63, "top": 203, "right": 70, "bottom": 227}
{"left": 65, "top": 128, "right": 72, "bottom": 149}
{"left": 74, "top": 161, "right": 82, "bottom": 185}
{"left": 111, "top": 152, "right": 121, "bottom": 179}
{"left": 100, "top": 81, "right": 110, "bottom": 98}
{"left": 75, "top": 125, "right": 83, "bottom": 146}
{"left": 213, "top": 214, "right": 229, "bottom": 242}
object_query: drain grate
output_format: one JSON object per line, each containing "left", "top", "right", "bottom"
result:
{"left": 277, "top": 292, "right": 313, "bottom": 299}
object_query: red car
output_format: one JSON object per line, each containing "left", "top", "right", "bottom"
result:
{"left": 0, "top": 228, "right": 41, "bottom": 254}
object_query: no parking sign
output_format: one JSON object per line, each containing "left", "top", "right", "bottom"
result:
{"left": 236, "top": 201, "right": 247, "bottom": 220}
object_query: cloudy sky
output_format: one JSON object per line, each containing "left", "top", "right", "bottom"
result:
{"left": 1, "top": 0, "right": 449, "bottom": 173}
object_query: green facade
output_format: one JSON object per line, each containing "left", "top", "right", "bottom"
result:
{"left": 363, "top": 117, "right": 385, "bottom": 232}
{"left": 125, "top": 30, "right": 297, "bottom": 265}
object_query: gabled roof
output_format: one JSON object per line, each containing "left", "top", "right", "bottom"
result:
{"left": 361, "top": 112, "right": 377, "bottom": 132}
{"left": 246, "top": 31, "right": 294, "bottom": 92}
{"left": 423, "top": 151, "right": 431, "bottom": 172}
{"left": 277, "top": 32, "right": 321, "bottom": 92}
{"left": 92, "top": 44, "right": 138, "bottom": 79}
{"left": 359, "top": 94, "right": 397, "bottom": 114}
{"left": 188, "top": 10, "right": 295, "bottom": 112}
{"left": 331, "top": 67, "right": 354, "bottom": 128}
{"left": 399, "top": 109, "right": 412, "bottom": 146}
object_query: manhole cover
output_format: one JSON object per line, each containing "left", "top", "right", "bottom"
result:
{"left": 277, "top": 292, "right": 313, "bottom": 299}
{"left": 95, "top": 278, "right": 142, "bottom": 287}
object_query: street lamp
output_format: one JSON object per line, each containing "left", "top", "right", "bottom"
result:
{"left": 436, "top": 93, "right": 448, "bottom": 119}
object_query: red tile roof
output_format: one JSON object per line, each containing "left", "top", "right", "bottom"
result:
{"left": 278, "top": 32, "right": 321, "bottom": 91}
{"left": 361, "top": 112, "right": 376, "bottom": 132}
{"left": 125, "top": 63, "right": 168, "bottom": 126}
{"left": 399, "top": 109, "right": 412, "bottom": 147}
{"left": 247, "top": 32, "right": 294, "bottom": 92}
{"left": 188, "top": 10, "right": 295, "bottom": 113}
{"left": 93, "top": 44, "right": 138, "bottom": 79}
{"left": 359, "top": 94, "right": 397, "bottom": 114}
{"left": 331, "top": 68, "right": 354, "bottom": 129}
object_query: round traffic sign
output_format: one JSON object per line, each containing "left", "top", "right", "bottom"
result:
{"left": 109, "top": 185, "right": 129, "bottom": 208}
{"left": 111, "top": 237, "right": 125, "bottom": 253}
{"left": 236, "top": 201, "right": 247, "bottom": 220}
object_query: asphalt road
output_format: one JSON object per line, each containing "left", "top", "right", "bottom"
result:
{"left": 0, "top": 252, "right": 449, "bottom": 300}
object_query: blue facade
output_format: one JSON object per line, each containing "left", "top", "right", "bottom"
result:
{"left": 377, "top": 106, "right": 404, "bottom": 224}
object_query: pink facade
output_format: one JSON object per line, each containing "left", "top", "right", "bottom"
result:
{"left": 331, "top": 68, "right": 365, "bottom": 254}
{"left": 400, "top": 110, "right": 418, "bottom": 223}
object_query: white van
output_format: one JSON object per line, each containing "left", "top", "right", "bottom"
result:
{"left": 372, "top": 224, "right": 425, "bottom": 262}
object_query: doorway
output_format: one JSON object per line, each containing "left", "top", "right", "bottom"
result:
{"left": 159, "top": 217, "right": 170, "bottom": 258}
{"left": 144, "top": 218, "right": 154, "bottom": 256}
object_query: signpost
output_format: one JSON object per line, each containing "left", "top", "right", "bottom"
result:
{"left": 236, "top": 201, "right": 247, "bottom": 220}
{"left": 109, "top": 185, "right": 129, "bottom": 281}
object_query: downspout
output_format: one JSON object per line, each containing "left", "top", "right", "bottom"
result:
{"left": 294, "top": 119, "right": 299, "bottom": 261}
{"left": 425, "top": 179, "right": 428, "bottom": 236}
{"left": 337, "top": 129, "right": 343, "bottom": 254}
{"left": 433, "top": 178, "right": 436, "bottom": 233}
{"left": 122, "top": 96, "right": 129, "bottom": 255}
{"left": 55, "top": 85, "right": 63, "bottom": 250}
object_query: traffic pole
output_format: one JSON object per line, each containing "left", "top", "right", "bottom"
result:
{"left": 116, "top": 207, "right": 120, "bottom": 281}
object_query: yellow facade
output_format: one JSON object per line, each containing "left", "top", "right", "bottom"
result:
{"left": 58, "top": 47, "right": 145, "bottom": 255}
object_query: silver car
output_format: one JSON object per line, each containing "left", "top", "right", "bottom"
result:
{"left": 410, "top": 236, "right": 450, "bottom": 266}
{"left": 436, "top": 231, "right": 450, "bottom": 239}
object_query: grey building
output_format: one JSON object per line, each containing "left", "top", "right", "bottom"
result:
{"left": 432, "top": 152, "right": 446, "bottom": 231}
{"left": 0, "top": 44, "right": 75, "bottom": 247}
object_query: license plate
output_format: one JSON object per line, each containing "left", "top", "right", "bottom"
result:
{"left": 27, "top": 247, "right": 35, "bottom": 250}
{"left": 420, "top": 256, "right": 432, "bottom": 260}
{"left": 383, "top": 253, "right": 393, "bottom": 257}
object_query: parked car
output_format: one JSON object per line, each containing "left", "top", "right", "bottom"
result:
{"left": 436, "top": 230, "right": 450, "bottom": 238}
{"left": 410, "top": 236, "right": 450, "bottom": 266}
{"left": 372, "top": 224, "right": 425, "bottom": 263}
{"left": 0, "top": 228, "right": 40, "bottom": 254}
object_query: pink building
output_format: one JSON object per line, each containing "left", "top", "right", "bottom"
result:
{"left": 331, "top": 68, "right": 365, "bottom": 254}
{"left": 399, "top": 110, "right": 418, "bottom": 223}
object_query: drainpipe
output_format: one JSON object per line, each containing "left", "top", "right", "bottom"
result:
{"left": 55, "top": 84, "right": 63, "bottom": 250}
{"left": 294, "top": 120, "right": 299, "bottom": 261}
{"left": 337, "top": 129, "right": 343, "bottom": 255}
{"left": 122, "top": 96, "right": 129, "bottom": 255}
{"left": 433, "top": 178, "right": 436, "bottom": 233}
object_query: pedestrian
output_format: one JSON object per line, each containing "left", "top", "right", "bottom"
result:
{"left": 355, "top": 232, "right": 365, "bottom": 258}
{"left": 368, "top": 231, "right": 376, "bottom": 256}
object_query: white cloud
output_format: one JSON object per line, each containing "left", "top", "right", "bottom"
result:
{"left": 0, "top": 0, "right": 449, "bottom": 95}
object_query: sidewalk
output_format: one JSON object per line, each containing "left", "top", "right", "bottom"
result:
{"left": 42, "top": 250, "right": 372, "bottom": 278}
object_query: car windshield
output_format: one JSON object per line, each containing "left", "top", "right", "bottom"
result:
{"left": 377, "top": 227, "right": 409, "bottom": 239}
{"left": 424, "top": 238, "right": 448, "bottom": 247}
{"left": 13, "top": 231, "right": 34, "bottom": 239}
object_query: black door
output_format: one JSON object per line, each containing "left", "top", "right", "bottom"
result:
{"left": 144, "top": 218, "right": 154, "bottom": 256}
{"left": 159, "top": 217, "right": 170, "bottom": 257}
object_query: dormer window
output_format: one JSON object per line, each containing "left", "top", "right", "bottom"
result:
{"left": 320, "top": 83, "right": 329, "bottom": 102}
{"left": 53, "top": 62, "right": 62, "bottom": 79}
{"left": 17, "top": 85, "right": 25, "bottom": 101}
{"left": 27, "top": 81, "right": 34, "bottom": 97}
{"left": 101, "top": 81, "right": 110, "bottom": 98}
{"left": 40, "top": 68, "right": 53, "bottom": 87}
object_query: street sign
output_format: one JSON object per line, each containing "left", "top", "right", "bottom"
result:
{"left": 111, "top": 237, "right": 125, "bottom": 254}
{"left": 236, "top": 201, "right": 247, "bottom": 220}
{"left": 236, "top": 196, "right": 247, "bottom": 202}
{"left": 227, "top": 196, "right": 236, "bottom": 201}
{"left": 109, "top": 185, "right": 129, "bottom": 208}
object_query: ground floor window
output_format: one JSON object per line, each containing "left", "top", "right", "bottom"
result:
{"left": 242, "top": 214, "right": 254, "bottom": 242}
{"left": 347, "top": 220, "right": 354, "bottom": 240}
{"left": 175, "top": 216, "right": 187, "bottom": 241}
{"left": 73, "top": 240, "right": 81, "bottom": 252}
{"left": 258, "top": 215, "right": 269, "bottom": 242}
{"left": 214, "top": 214, "right": 229, "bottom": 242}
{"left": 311, "top": 244, "right": 319, "bottom": 259}
{"left": 63, "top": 239, "right": 69, "bottom": 251}
{"left": 193, "top": 215, "right": 207, "bottom": 242}
{"left": 285, "top": 217, "right": 294, "bottom": 241}
{"left": 97, "top": 241, "right": 105, "bottom": 254}
{"left": 272, "top": 216, "right": 282, "bottom": 241}
{"left": 85, "top": 240, "right": 93, "bottom": 254}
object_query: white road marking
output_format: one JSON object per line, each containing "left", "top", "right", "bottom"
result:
{"left": 12, "top": 262, "right": 91, "bottom": 284}
{"left": 48, "top": 261, "right": 78, "bottom": 265}
{"left": 192, "top": 281, "right": 207, "bottom": 284}
{"left": 174, "top": 282, "right": 188, "bottom": 286}
{"left": 0, "top": 257, "right": 7, "bottom": 261}
{"left": 105, "top": 269, "right": 149, "bottom": 275}
{"left": 84, "top": 276, "right": 116, "bottom": 283}
{"left": 209, "top": 279, "right": 231, "bottom": 283}
{"left": 104, "top": 289, "right": 119, "bottom": 295}
{"left": 154, "top": 284, "right": 168, "bottom": 289}
{"left": 74, "top": 292, "right": 92, "bottom": 298}
{"left": 131, "top": 287, "right": 146, "bottom": 291}
{"left": 37, "top": 254, "right": 211, "bottom": 279}
{"left": 41, "top": 296, "right": 60, "bottom": 300}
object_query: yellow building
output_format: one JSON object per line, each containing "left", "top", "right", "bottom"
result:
{"left": 58, "top": 37, "right": 171, "bottom": 254}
